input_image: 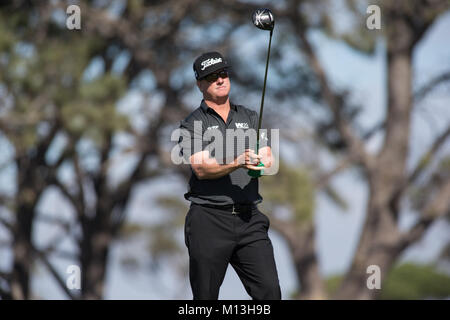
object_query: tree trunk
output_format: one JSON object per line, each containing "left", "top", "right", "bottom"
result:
{"left": 334, "top": 184, "right": 403, "bottom": 299}
{"left": 10, "top": 154, "right": 44, "bottom": 300}
{"left": 80, "top": 215, "right": 111, "bottom": 300}
{"left": 291, "top": 226, "right": 326, "bottom": 299}
{"left": 272, "top": 217, "right": 326, "bottom": 300}
{"left": 335, "top": 11, "right": 414, "bottom": 299}
{"left": 11, "top": 206, "right": 34, "bottom": 299}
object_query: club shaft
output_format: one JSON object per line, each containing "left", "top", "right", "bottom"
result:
{"left": 256, "top": 29, "right": 273, "bottom": 153}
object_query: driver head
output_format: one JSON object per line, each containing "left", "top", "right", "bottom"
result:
{"left": 252, "top": 8, "right": 275, "bottom": 31}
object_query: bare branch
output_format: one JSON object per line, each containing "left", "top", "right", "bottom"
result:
{"left": 400, "top": 177, "right": 450, "bottom": 248}
{"left": 110, "top": 167, "right": 161, "bottom": 234}
{"left": 46, "top": 250, "right": 78, "bottom": 261}
{"left": 38, "top": 229, "right": 79, "bottom": 261}
{"left": 42, "top": 230, "right": 70, "bottom": 252}
{"left": 48, "top": 177, "right": 86, "bottom": 222}
{"left": 362, "top": 121, "right": 385, "bottom": 141}
{"left": 73, "top": 152, "right": 86, "bottom": 214}
{"left": 37, "top": 214, "right": 72, "bottom": 229}
{"left": 0, "top": 216, "right": 13, "bottom": 232}
{"left": 314, "top": 120, "right": 387, "bottom": 188}
{"left": 0, "top": 287, "right": 12, "bottom": 300}
{"left": 291, "top": 15, "right": 374, "bottom": 171}
{"left": 30, "top": 244, "right": 79, "bottom": 300}
{"left": 93, "top": 131, "right": 113, "bottom": 199}
{"left": 315, "top": 157, "right": 353, "bottom": 189}
{"left": 0, "top": 270, "right": 11, "bottom": 281}
{"left": 268, "top": 215, "right": 300, "bottom": 247}
{"left": 414, "top": 71, "right": 450, "bottom": 103}
{"left": 408, "top": 125, "right": 450, "bottom": 185}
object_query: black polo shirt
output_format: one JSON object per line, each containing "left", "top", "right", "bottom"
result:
{"left": 178, "top": 99, "right": 270, "bottom": 206}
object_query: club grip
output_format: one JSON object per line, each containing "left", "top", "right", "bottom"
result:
{"left": 248, "top": 162, "right": 264, "bottom": 178}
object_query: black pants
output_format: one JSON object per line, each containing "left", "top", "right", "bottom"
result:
{"left": 184, "top": 203, "right": 281, "bottom": 300}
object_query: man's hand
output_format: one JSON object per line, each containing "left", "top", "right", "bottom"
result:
{"left": 258, "top": 146, "right": 272, "bottom": 169}
{"left": 237, "top": 149, "right": 264, "bottom": 170}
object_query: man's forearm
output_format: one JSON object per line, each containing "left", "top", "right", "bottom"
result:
{"left": 195, "top": 159, "right": 240, "bottom": 180}
{"left": 190, "top": 151, "right": 241, "bottom": 180}
{"left": 190, "top": 149, "right": 263, "bottom": 180}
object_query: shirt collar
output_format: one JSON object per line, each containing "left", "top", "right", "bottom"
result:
{"left": 200, "top": 99, "right": 237, "bottom": 113}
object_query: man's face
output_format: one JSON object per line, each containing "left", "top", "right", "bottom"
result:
{"left": 197, "top": 68, "right": 230, "bottom": 100}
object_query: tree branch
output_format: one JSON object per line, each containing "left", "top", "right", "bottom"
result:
{"left": 37, "top": 212, "right": 82, "bottom": 248}
{"left": 315, "top": 157, "right": 353, "bottom": 189}
{"left": 268, "top": 214, "right": 300, "bottom": 247}
{"left": 0, "top": 270, "right": 11, "bottom": 281}
{"left": 37, "top": 214, "right": 72, "bottom": 230}
{"left": 408, "top": 125, "right": 450, "bottom": 185}
{"left": 49, "top": 177, "right": 84, "bottom": 221}
{"left": 0, "top": 286, "right": 12, "bottom": 300}
{"left": 0, "top": 216, "right": 13, "bottom": 232}
{"left": 400, "top": 177, "right": 450, "bottom": 248}
{"left": 0, "top": 193, "right": 14, "bottom": 206}
{"left": 30, "top": 243, "right": 79, "bottom": 300}
{"left": 414, "top": 71, "right": 450, "bottom": 103}
{"left": 362, "top": 120, "right": 385, "bottom": 141}
{"left": 291, "top": 13, "right": 374, "bottom": 171}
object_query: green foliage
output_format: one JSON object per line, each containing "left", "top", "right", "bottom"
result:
{"left": 147, "top": 223, "right": 183, "bottom": 260}
{"left": 0, "top": 9, "right": 129, "bottom": 152}
{"left": 62, "top": 73, "right": 129, "bottom": 144}
{"left": 0, "top": 24, "right": 15, "bottom": 52}
{"left": 325, "top": 263, "right": 450, "bottom": 299}
{"left": 119, "top": 222, "right": 148, "bottom": 239}
{"left": 437, "top": 156, "right": 450, "bottom": 180}
{"left": 380, "top": 263, "right": 450, "bottom": 300}
{"left": 156, "top": 196, "right": 190, "bottom": 226}
{"left": 0, "top": 12, "right": 17, "bottom": 52}
{"left": 261, "top": 161, "right": 315, "bottom": 224}
{"left": 128, "top": 0, "right": 144, "bottom": 17}
{"left": 340, "top": 31, "right": 377, "bottom": 55}
{"left": 325, "top": 274, "right": 344, "bottom": 297}
{"left": 81, "top": 73, "right": 125, "bottom": 102}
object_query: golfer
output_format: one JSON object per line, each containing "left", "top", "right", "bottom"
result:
{"left": 178, "top": 51, "right": 281, "bottom": 300}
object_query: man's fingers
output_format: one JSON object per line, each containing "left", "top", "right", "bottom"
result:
{"left": 245, "top": 157, "right": 260, "bottom": 164}
{"left": 239, "top": 150, "right": 262, "bottom": 166}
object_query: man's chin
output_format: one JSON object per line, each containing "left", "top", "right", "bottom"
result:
{"left": 216, "top": 89, "right": 230, "bottom": 97}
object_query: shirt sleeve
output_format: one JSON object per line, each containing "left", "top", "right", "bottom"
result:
{"left": 178, "top": 117, "right": 209, "bottom": 163}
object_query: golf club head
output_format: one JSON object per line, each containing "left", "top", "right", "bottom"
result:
{"left": 252, "top": 8, "right": 274, "bottom": 31}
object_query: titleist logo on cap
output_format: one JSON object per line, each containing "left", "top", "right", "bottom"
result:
{"left": 201, "top": 58, "right": 222, "bottom": 70}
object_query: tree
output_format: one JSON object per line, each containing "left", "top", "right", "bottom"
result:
{"left": 326, "top": 262, "right": 450, "bottom": 299}
{"left": 217, "top": 0, "right": 450, "bottom": 299}
{"left": 328, "top": 0, "right": 450, "bottom": 299}
{"left": 0, "top": 0, "right": 194, "bottom": 299}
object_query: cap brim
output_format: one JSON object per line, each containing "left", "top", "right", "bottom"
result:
{"left": 199, "top": 63, "right": 231, "bottom": 79}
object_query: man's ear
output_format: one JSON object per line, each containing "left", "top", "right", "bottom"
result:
{"left": 196, "top": 80, "right": 202, "bottom": 91}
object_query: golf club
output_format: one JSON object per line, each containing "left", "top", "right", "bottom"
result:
{"left": 248, "top": 8, "right": 274, "bottom": 178}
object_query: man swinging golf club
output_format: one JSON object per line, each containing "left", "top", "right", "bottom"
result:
{"left": 178, "top": 8, "right": 280, "bottom": 300}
